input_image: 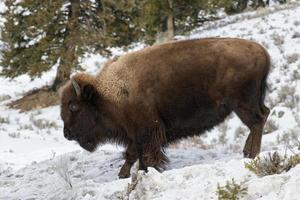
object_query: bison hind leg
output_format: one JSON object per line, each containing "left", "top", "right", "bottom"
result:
{"left": 234, "top": 100, "right": 269, "bottom": 159}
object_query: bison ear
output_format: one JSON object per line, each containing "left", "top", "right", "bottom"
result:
{"left": 82, "top": 84, "right": 95, "bottom": 101}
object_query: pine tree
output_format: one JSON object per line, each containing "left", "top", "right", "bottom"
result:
{"left": 0, "top": 0, "right": 140, "bottom": 91}
{"left": 135, "top": 0, "right": 224, "bottom": 44}
{"left": 96, "top": 0, "right": 141, "bottom": 48}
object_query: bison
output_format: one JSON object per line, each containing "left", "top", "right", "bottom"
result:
{"left": 60, "top": 38, "right": 270, "bottom": 178}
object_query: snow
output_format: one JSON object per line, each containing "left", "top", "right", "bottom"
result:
{"left": 129, "top": 164, "right": 300, "bottom": 200}
{"left": 1, "top": 2, "right": 300, "bottom": 200}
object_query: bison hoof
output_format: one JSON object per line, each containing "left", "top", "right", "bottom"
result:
{"left": 118, "top": 171, "right": 130, "bottom": 179}
{"left": 138, "top": 164, "right": 148, "bottom": 172}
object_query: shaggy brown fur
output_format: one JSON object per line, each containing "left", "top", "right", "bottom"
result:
{"left": 60, "top": 38, "right": 270, "bottom": 178}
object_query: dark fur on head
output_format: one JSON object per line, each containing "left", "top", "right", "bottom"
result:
{"left": 59, "top": 73, "right": 128, "bottom": 152}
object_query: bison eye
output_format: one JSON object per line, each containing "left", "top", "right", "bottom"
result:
{"left": 68, "top": 102, "right": 79, "bottom": 112}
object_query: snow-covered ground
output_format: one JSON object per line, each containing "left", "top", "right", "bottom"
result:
{"left": 1, "top": 2, "right": 300, "bottom": 200}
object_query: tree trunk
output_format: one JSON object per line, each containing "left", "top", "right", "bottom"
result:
{"left": 51, "top": 0, "right": 80, "bottom": 91}
{"left": 51, "top": 57, "right": 73, "bottom": 91}
{"left": 166, "top": 13, "right": 174, "bottom": 40}
{"left": 156, "top": 0, "right": 174, "bottom": 43}
{"left": 238, "top": 0, "right": 248, "bottom": 12}
{"left": 257, "top": 0, "right": 266, "bottom": 7}
{"left": 166, "top": 0, "right": 174, "bottom": 41}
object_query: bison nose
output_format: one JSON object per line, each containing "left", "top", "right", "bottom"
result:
{"left": 64, "top": 127, "right": 72, "bottom": 140}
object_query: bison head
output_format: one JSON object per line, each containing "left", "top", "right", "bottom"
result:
{"left": 59, "top": 74, "right": 108, "bottom": 152}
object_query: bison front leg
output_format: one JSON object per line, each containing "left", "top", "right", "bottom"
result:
{"left": 136, "top": 127, "right": 169, "bottom": 172}
{"left": 118, "top": 143, "right": 138, "bottom": 179}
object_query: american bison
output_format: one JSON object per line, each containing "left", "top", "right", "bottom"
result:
{"left": 60, "top": 38, "right": 270, "bottom": 178}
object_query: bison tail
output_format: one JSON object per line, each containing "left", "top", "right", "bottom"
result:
{"left": 259, "top": 47, "right": 271, "bottom": 113}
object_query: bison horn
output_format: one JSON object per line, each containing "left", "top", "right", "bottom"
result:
{"left": 71, "top": 78, "right": 81, "bottom": 97}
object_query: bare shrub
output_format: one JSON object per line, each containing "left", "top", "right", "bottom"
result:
{"left": 29, "top": 115, "right": 58, "bottom": 130}
{"left": 18, "top": 124, "right": 34, "bottom": 131}
{"left": 271, "top": 32, "right": 284, "bottom": 46}
{"left": 276, "top": 130, "right": 300, "bottom": 150}
{"left": 245, "top": 152, "right": 300, "bottom": 177}
{"left": 217, "top": 179, "right": 248, "bottom": 200}
{"left": 33, "top": 119, "right": 58, "bottom": 129}
{"left": 126, "top": 169, "right": 146, "bottom": 200}
{"left": 281, "top": 63, "right": 289, "bottom": 70}
{"left": 0, "top": 116, "right": 10, "bottom": 124}
{"left": 258, "top": 28, "right": 266, "bottom": 34}
{"left": 286, "top": 53, "right": 300, "bottom": 64}
{"left": 261, "top": 41, "right": 269, "bottom": 49}
{"left": 8, "top": 132, "right": 20, "bottom": 138}
{"left": 294, "top": 20, "right": 300, "bottom": 26}
{"left": 127, "top": 171, "right": 139, "bottom": 197}
{"left": 292, "top": 31, "right": 300, "bottom": 38}
{"left": 286, "top": 154, "right": 300, "bottom": 170}
{"left": 0, "top": 95, "right": 11, "bottom": 102}
{"left": 278, "top": 85, "right": 296, "bottom": 108}
{"left": 234, "top": 126, "right": 247, "bottom": 140}
{"left": 55, "top": 157, "right": 73, "bottom": 190}
{"left": 292, "top": 70, "right": 300, "bottom": 80}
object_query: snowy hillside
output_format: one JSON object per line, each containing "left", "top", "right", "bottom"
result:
{"left": 1, "top": 2, "right": 300, "bottom": 200}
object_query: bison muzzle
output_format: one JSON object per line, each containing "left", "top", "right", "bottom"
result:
{"left": 60, "top": 38, "right": 270, "bottom": 178}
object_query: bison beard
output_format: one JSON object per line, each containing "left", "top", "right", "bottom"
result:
{"left": 77, "top": 137, "right": 98, "bottom": 152}
{"left": 59, "top": 38, "right": 271, "bottom": 178}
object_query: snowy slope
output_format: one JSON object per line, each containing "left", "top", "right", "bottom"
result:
{"left": 1, "top": 2, "right": 300, "bottom": 200}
